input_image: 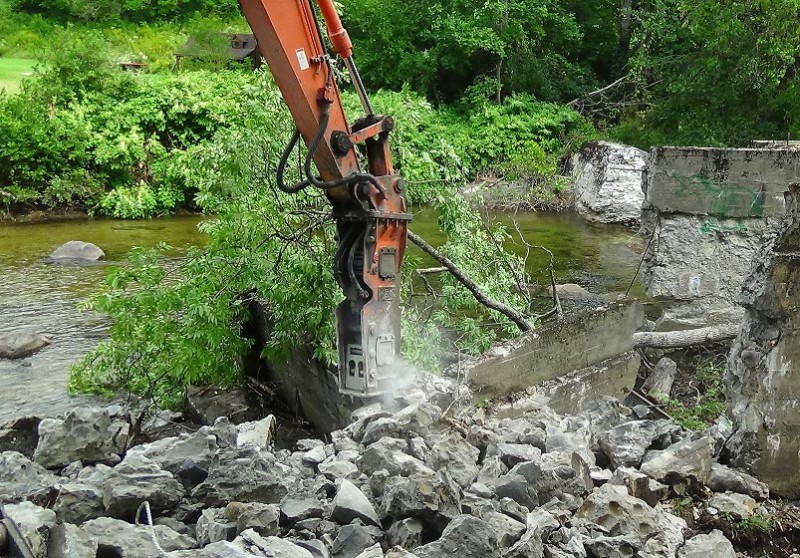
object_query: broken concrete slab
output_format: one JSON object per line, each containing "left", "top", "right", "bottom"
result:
{"left": 450, "top": 300, "right": 644, "bottom": 399}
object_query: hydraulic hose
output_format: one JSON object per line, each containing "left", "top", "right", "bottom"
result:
{"left": 276, "top": 129, "right": 311, "bottom": 194}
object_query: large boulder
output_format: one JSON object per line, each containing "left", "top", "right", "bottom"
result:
{"left": 33, "top": 407, "right": 130, "bottom": 469}
{"left": 3, "top": 501, "right": 57, "bottom": 558}
{"left": 82, "top": 517, "right": 195, "bottom": 557}
{"left": 640, "top": 436, "right": 713, "bottom": 489}
{"left": 414, "top": 515, "right": 501, "bottom": 558}
{"left": 331, "top": 479, "right": 381, "bottom": 527}
{"left": 571, "top": 141, "right": 647, "bottom": 225}
{"left": 380, "top": 472, "right": 461, "bottom": 535}
{"left": 47, "top": 523, "right": 98, "bottom": 558}
{"left": 0, "top": 333, "right": 50, "bottom": 359}
{"left": 101, "top": 454, "right": 185, "bottom": 519}
{"left": 678, "top": 530, "right": 735, "bottom": 558}
{"left": 0, "top": 452, "right": 58, "bottom": 503}
{"left": 191, "top": 448, "right": 290, "bottom": 506}
{"left": 125, "top": 428, "right": 218, "bottom": 487}
{"left": 48, "top": 241, "right": 105, "bottom": 262}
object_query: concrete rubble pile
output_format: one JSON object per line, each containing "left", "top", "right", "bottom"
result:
{"left": 0, "top": 375, "right": 769, "bottom": 558}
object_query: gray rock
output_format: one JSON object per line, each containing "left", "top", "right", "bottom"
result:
{"left": 385, "top": 548, "right": 420, "bottom": 558}
{"left": 483, "top": 510, "right": 526, "bottom": 547}
{"left": 354, "top": 543, "right": 384, "bottom": 558}
{"left": 33, "top": 407, "right": 130, "bottom": 469}
{"left": 0, "top": 451, "right": 57, "bottom": 502}
{"left": 575, "top": 484, "right": 685, "bottom": 558}
{"left": 0, "top": 333, "right": 49, "bottom": 359}
{"left": 47, "top": 523, "right": 98, "bottom": 558}
{"left": 707, "top": 463, "right": 769, "bottom": 500}
{"left": 525, "top": 509, "right": 560, "bottom": 538}
{"left": 425, "top": 431, "right": 480, "bottom": 489}
{"left": 505, "top": 529, "right": 545, "bottom": 558}
{"left": 281, "top": 495, "right": 325, "bottom": 526}
{"left": 642, "top": 358, "right": 678, "bottom": 398}
{"left": 499, "top": 497, "right": 529, "bottom": 522}
{"left": 125, "top": 428, "right": 218, "bottom": 486}
{"left": 102, "top": 454, "right": 185, "bottom": 519}
{"left": 225, "top": 501, "right": 281, "bottom": 537}
{"left": 236, "top": 417, "right": 278, "bottom": 449}
{"left": 191, "top": 448, "right": 289, "bottom": 506}
{"left": 380, "top": 472, "right": 461, "bottom": 534}
{"left": 583, "top": 535, "right": 637, "bottom": 558}
{"left": 571, "top": 141, "right": 646, "bottom": 225}
{"left": 184, "top": 387, "right": 259, "bottom": 426}
{"left": 678, "top": 530, "right": 735, "bottom": 558}
{"left": 0, "top": 416, "right": 40, "bottom": 457}
{"left": 331, "top": 479, "right": 381, "bottom": 527}
{"left": 296, "top": 539, "right": 332, "bottom": 558}
{"left": 3, "top": 501, "right": 56, "bottom": 558}
{"left": 608, "top": 467, "right": 669, "bottom": 507}
{"left": 303, "top": 445, "right": 328, "bottom": 465}
{"left": 197, "top": 508, "right": 238, "bottom": 545}
{"left": 82, "top": 517, "right": 195, "bottom": 557}
{"left": 319, "top": 458, "right": 360, "bottom": 481}
{"left": 414, "top": 515, "right": 501, "bottom": 558}
{"left": 495, "top": 418, "right": 547, "bottom": 450}
{"left": 231, "top": 530, "right": 315, "bottom": 557}
{"left": 640, "top": 436, "right": 713, "bottom": 488}
{"left": 387, "top": 517, "right": 423, "bottom": 550}
{"left": 331, "top": 523, "right": 383, "bottom": 558}
{"left": 358, "top": 437, "right": 434, "bottom": 477}
{"left": 490, "top": 443, "right": 541, "bottom": 468}
{"left": 361, "top": 418, "right": 405, "bottom": 445}
{"left": 707, "top": 492, "right": 757, "bottom": 519}
{"left": 598, "top": 420, "right": 667, "bottom": 469}
{"left": 28, "top": 482, "right": 105, "bottom": 524}
{"left": 492, "top": 473, "right": 538, "bottom": 510}
{"left": 49, "top": 240, "right": 105, "bottom": 261}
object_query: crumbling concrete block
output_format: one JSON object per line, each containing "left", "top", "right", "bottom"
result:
{"left": 451, "top": 300, "right": 644, "bottom": 399}
{"left": 642, "top": 147, "right": 798, "bottom": 329}
{"left": 725, "top": 184, "right": 800, "bottom": 497}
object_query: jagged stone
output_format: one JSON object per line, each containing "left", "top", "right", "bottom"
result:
{"left": 3, "top": 501, "right": 56, "bottom": 558}
{"left": 499, "top": 497, "right": 529, "bottom": 522}
{"left": 358, "top": 437, "right": 434, "bottom": 477}
{"left": 425, "top": 430, "right": 480, "bottom": 488}
{"left": 361, "top": 418, "right": 405, "bottom": 446}
{"left": 598, "top": 420, "right": 682, "bottom": 469}
{"left": 125, "top": 428, "right": 218, "bottom": 486}
{"left": 235, "top": 417, "right": 278, "bottom": 449}
{"left": 331, "top": 479, "right": 381, "bottom": 527}
{"left": 492, "top": 473, "right": 538, "bottom": 510}
{"left": 319, "top": 458, "right": 360, "bottom": 481}
{"left": 354, "top": 543, "right": 384, "bottom": 558}
{"left": 192, "top": 448, "right": 290, "bottom": 506}
{"left": 583, "top": 535, "right": 637, "bottom": 557}
{"left": 303, "top": 445, "right": 328, "bottom": 465}
{"left": 197, "top": 508, "right": 238, "bottom": 545}
{"left": 0, "top": 416, "right": 40, "bottom": 457}
{"left": 28, "top": 482, "right": 104, "bottom": 524}
{"left": 296, "top": 539, "right": 332, "bottom": 558}
{"left": 102, "top": 454, "right": 185, "bottom": 519}
{"left": 0, "top": 451, "right": 58, "bottom": 503}
{"left": 33, "top": 407, "right": 129, "bottom": 469}
{"left": 707, "top": 492, "right": 757, "bottom": 519}
{"left": 707, "top": 463, "right": 769, "bottom": 500}
{"left": 640, "top": 437, "right": 713, "bottom": 489}
{"left": 678, "top": 530, "right": 735, "bottom": 558}
{"left": 477, "top": 455, "right": 508, "bottom": 484}
{"left": 483, "top": 510, "right": 526, "bottom": 548}
{"left": 83, "top": 517, "right": 195, "bottom": 557}
{"left": 231, "top": 529, "right": 315, "bottom": 558}
{"left": 575, "top": 484, "right": 685, "bottom": 557}
{"left": 225, "top": 501, "right": 281, "bottom": 537}
{"left": 608, "top": 467, "right": 669, "bottom": 507}
{"left": 387, "top": 517, "right": 423, "bottom": 550}
{"left": 490, "top": 443, "right": 542, "bottom": 468}
{"left": 280, "top": 495, "right": 325, "bottom": 526}
{"left": 380, "top": 472, "right": 461, "bottom": 534}
{"left": 504, "top": 529, "right": 545, "bottom": 558}
{"left": 385, "top": 548, "right": 419, "bottom": 558}
{"left": 414, "top": 515, "right": 501, "bottom": 558}
{"left": 495, "top": 418, "right": 547, "bottom": 450}
{"left": 47, "top": 523, "right": 98, "bottom": 558}
{"left": 330, "top": 523, "right": 383, "bottom": 558}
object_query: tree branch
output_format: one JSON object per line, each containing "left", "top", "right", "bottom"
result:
{"left": 407, "top": 230, "right": 533, "bottom": 333}
{"left": 632, "top": 324, "right": 740, "bottom": 349}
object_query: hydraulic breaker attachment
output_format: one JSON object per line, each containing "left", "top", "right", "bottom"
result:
{"left": 238, "top": 0, "right": 410, "bottom": 397}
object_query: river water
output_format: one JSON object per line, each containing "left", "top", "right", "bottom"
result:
{"left": 0, "top": 210, "right": 643, "bottom": 421}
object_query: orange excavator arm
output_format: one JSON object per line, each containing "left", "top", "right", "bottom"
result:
{"left": 238, "top": 0, "right": 411, "bottom": 397}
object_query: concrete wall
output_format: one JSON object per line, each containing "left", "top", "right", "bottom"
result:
{"left": 725, "top": 185, "right": 800, "bottom": 497}
{"left": 642, "top": 147, "right": 799, "bottom": 330}
{"left": 452, "top": 300, "right": 645, "bottom": 399}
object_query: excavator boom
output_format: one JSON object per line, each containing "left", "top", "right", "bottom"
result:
{"left": 238, "top": 0, "right": 410, "bottom": 397}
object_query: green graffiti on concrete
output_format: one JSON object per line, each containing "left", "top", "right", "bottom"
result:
{"left": 699, "top": 219, "right": 748, "bottom": 235}
{"left": 671, "top": 172, "right": 764, "bottom": 218}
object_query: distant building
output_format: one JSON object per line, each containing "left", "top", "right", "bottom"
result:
{"left": 174, "top": 33, "right": 261, "bottom": 70}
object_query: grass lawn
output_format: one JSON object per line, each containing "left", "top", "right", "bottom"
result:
{"left": 0, "top": 57, "right": 36, "bottom": 93}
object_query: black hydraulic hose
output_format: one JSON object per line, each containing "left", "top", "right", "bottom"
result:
{"left": 303, "top": 108, "right": 386, "bottom": 194}
{"left": 276, "top": 129, "right": 311, "bottom": 194}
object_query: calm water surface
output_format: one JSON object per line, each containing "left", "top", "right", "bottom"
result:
{"left": 0, "top": 211, "right": 643, "bottom": 421}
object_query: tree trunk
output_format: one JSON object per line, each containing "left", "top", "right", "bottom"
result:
{"left": 632, "top": 324, "right": 740, "bottom": 349}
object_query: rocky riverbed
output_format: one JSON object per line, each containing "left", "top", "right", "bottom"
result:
{"left": 1, "top": 372, "right": 788, "bottom": 558}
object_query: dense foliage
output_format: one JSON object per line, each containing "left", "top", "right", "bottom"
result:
{"left": 71, "top": 74, "right": 532, "bottom": 406}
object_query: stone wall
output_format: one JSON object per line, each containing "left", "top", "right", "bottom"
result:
{"left": 725, "top": 185, "right": 800, "bottom": 497}
{"left": 642, "top": 147, "right": 799, "bottom": 330}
